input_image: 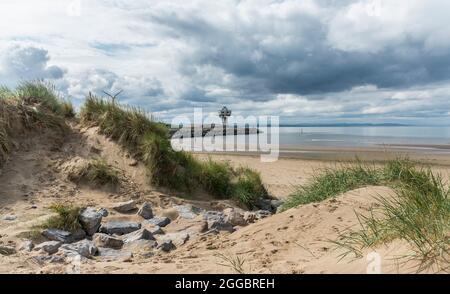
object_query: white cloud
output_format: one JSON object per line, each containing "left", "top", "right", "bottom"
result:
{"left": 0, "top": 0, "right": 449, "bottom": 124}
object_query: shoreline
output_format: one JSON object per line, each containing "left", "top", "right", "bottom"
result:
{"left": 191, "top": 144, "right": 450, "bottom": 166}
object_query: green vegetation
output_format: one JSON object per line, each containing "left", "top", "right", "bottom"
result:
{"left": 68, "top": 158, "right": 120, "bottom": 188}
{"left": 283, "top": 163, "right": 382, "bottom": 209}
{"left": 80, "top": 95, "right": 268, "bottom": 206}
{"left": 0, "top": 81, "right": 74, "bottom": 166}
{"left": 16, "top": 81, "right": 72, "bottom": 118}
{"left": 40, "top": 203, "right": 82, "bottom": 233}
{"left": 282, "top": 159, "right": 450, "bottom": 272}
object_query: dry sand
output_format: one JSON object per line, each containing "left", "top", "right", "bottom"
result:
{"left": 1, "top": 126, "right": 449, "bottom": 274}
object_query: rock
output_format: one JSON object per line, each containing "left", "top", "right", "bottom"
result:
{"left": 34, "top": 241, "right": 62, "bottom": 254}
{"left": 137, "top": 202, "right": 153, "bottom": 219}
{"left": 79, "top": 207, "right": 103, "bottom": 235}
{"left": 93, "top": 233, "right": 124, "bottom": 249}
{"left": 255, "top": 210, "right": 272, "bottom": 219}
{"left": 0, "top": 245, "right": 16, "bottom": 256}
{"left": 209, "top": 220, "right": 235, "bottom": 233}
{"left": 144, "top": 216, "right": 170, "bottom": 227}
{"left": 97, "top": 208, "right": 109, "bottom": 217}
{"left": 60, "top": 240, "right": 97, "bottom": 258}
{"left": 243, "top": 211, "right": 257, "bottom": 223}
{"left": 3, "top": 215, "right": 17, "bottom": 221}
{"left": 270, "top": 199, "right": 284, "bottom": 212}
{"left": 157, "top": 240, "right": 175, "bottom": 252}
{"left": 99, "top": 221, "right": 141, "bottom": 235}
{"left": 18, "top": 240, "right": 34, "bottom": 252}
{"left": 223, "top": 208, "right": 247, "bottom": 226}
{"left": 203, "top": 211, "right": 235, "bottom": 232}
{"left": 147, "top": 225, "right": 164, "bottom": 235}
{"left": 123, "top": 239, "right": 157, "bottom": 256}
{"left": 129, "top": 160, "right": 138, "bottom": 167}
{"left": 174, "top": 204, "right": 204, "bottom": 219}
{"left": 72, "top": 228, "right": 87, "bottom": 241}
{"left": 97, "top": 248, "right": 132, "bottom": 262}
{"left": 159, "top": 232, "right": 189, "bottom": 247}
{"left": 203, "top": 211, "right": 225, "bottom": 222}
{"left": 122, "top": 228, "right": 155, "bottom": 244}
{"left": 42, "top": 229, "right": 74, "bottom": 243}
{"left": 254, "top": 198, "right": 273, "bottom": 212}
{"left": 112, "top": 200, "right": 136, "bottom": 213}
{"left": 243, "top": 210, "right": 272, "bottom": 224}
{"left": 33, "top": 255, "right": 66, "bottom": 264}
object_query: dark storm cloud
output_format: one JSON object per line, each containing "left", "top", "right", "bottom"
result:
{"left": 148, "top": 5, "right": 450, "bottom": 98}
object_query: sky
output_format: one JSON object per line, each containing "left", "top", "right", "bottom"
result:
{"left": 1, "top": 0, "right": 450, "bottom": 125}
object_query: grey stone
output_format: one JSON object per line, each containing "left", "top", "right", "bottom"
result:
{"left": 209, "top": 220, "right": 235, "bottom": 233}
{"left": 270, "top": 199, "right": 284, "bottom": 211}
{"left": 202, "top": 211, "right": 225, "bottom": 222}
{"left": 243, "top": 211, "right": 257, "bottom": 223}
{"left": 93, "top": 233, "right": 124, "bottom": 249}
{"left": 148, "top": 226, "right": 164, "bottom": 235}
{"left": 34, "top": 241, "right": 62, "bottom": 254}
{"left": 223, "top": 208, "right": 247, "bottom": 226}
{"left": 18, "top": 240, "right": 34, "bottom": 252}
{"left": 60, "top": 240, "right": 97, "bottom": 258}
{"left": 72, "top": 228, "right": 87, "bottom": 241}
{"left": 97, "top": 247, "right": 132, "bottom": 262}
{"left": 0, "top": 245, "right": 16, "bottom": 256}
{"left": 33, "top": 255, "right": 66, "bottom": 264}
{"left": 137, "top": 202, "right": 153, "bottom": 219}
{"left": 3, "top": 215, "right": 17, "bottom": 221}
{"left": 42, "top": 228, "right": 74, "bottom": 243}
{"left": 123, "top": 239, "right": 157, "bottom": 254}
{"left": 112, "top": 200, "right": 136, "bottom": 213}
{"left": 255, "top": 210, "right": 272, "bottom": 219}
{"left": 159, "top": 232, "right": 189, "bottom": 246}
{"left": 174, "top": 204, "right": 204, "bottom": 219}
{"left": 97, "top": 208, "right": 109, "bottom": 217}
{"left": 254, "top": 198, "right": 273, "bottom": 212}
{"left": 79, "top": 207, "right": 103, "bottom": 235}
{"left": 157, "top": 240, "right": 175, "bottom": 252}
{"left": 145, "top": 216, "right": 171, "bottom": 227}
{"left": 122, "top": 228, "right": 155, "bottom": 244}
{"left": 99, "top": 221, "right": 141, "bottom": 235}
{"left": 203, "top": 211, "right": 235, "bottom": 232}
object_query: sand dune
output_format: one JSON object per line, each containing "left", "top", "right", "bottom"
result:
{"left": 1, "top": 123, "right": 449, "bottom": 274}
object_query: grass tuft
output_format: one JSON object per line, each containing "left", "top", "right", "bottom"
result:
{"left": 68, "top": 158, "right": 120, "bottom": 188}
{"left": 215, "top": 252, "right": 246, "bottom": 274}
{"left": 40, "top": 203, "right": 82, "bottom": 233}
{"left": 282, "top": 158, "right": 450, "bottom": 273}
{"left": 233, "top": 167, "right": 268, "bottom": 207}
{"left": 282, "top": 162, "right": 382, "bottom": 210}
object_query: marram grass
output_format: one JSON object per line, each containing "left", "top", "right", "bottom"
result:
{"left": 282, "top": 159, "right": 450, "bottom": 273}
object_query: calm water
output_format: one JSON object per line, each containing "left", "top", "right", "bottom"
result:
{"left": 171, "top": 126, "right": 450, "bottom": 153}
{"left": 275, "top": 126, "right": 450, "bottom": 148}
